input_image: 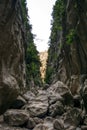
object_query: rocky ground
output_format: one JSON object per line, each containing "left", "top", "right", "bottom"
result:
{"left": 0, "top": 80, "right": 87, "bottom": 130}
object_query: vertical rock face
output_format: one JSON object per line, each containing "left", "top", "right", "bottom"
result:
{"left": 46, "top": 0, "right": 87, "bottom": 94}
{"left": 63, "top": 0, "right": 87, "bottom": 77}
{"left": 0, "top": 0, "right": 26, "bottom": 114}
{"left": 39, "top": 51, "right": 48, "bottom": 82}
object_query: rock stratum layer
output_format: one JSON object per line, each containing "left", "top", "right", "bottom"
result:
{"left": 0, "top": 0, "right": 26, "bottom": 114}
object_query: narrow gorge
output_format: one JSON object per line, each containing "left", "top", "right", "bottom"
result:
{"left": 0, "top": 0, "right": 87, "bottom": 130}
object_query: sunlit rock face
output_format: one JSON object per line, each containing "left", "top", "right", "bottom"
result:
{"left": 39, "top": 51, "right": 48, "bottom": 82}
{"left": 0, "top": 0, "right": 26, "bottom": 114}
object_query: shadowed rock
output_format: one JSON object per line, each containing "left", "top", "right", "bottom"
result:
{"left": 0, "top": 0, "right": 26, "bottom": 114}
{"left": 4, "top": 109, "right": 29, "bottom": 126}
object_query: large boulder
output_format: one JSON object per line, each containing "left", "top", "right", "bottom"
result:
{"left": 0, "top": 124, "right": 28, "bottom": 130}
{"left": 49, "top": 101, "right": 64, "bottom": 117}
{"left": 33, "top": 117, "right": 54, "bottom": 130}
{"left": 48, "top": 92, "right": 63, "bottom": 105}
{"left": 4, "top": 109, "right": 29, "bottom": 126}
{"left": 26, "top": 117, "right": 36, "bottom": 129}
{"left": 0, "top": 0, "right": 26, "bottom": 114}
{"left": 33, "top": 123, "right": 48, "bottom": 130}
{"left": 63, "top": 108, "right": 82, "bottom": 129}
{"left": 47, "top": 81, "right": 73, "bottom": 105}
{"left": 33, "top": 117, "right": 65, "bottom": 130}
{"left": 24, "top": 91, "right": 48, "bottom": 117}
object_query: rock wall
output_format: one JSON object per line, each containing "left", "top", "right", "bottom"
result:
{"left": 39, "top": 51, "right": 48, "bottom": 82}
{"left": 46, "top": 0, "right": 87, "bottom": 94}
{"left": 0, "top": 0, "right": 26, "bottom": 114}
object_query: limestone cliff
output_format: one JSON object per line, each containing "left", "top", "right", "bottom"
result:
{"left": 45, "top": 0, "right": 87, "bottom": 94}
{"left": 39, "top": 51, "right": 48, "bottom": 82}
{"left": 0, "top": 0, "right": 26, "bottom": 114}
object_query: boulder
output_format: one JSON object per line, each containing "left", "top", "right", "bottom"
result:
{"left": 23, "top": 91, "right": 35, "bottom": 101}
{"left": 53, "top": 119, "right": 64, "bottom": 130}
{"left": 33, "top": 117, "right": 54, "bottom": 130}
{"left": 33, "top": 117, "right": 43, "bottom": 124}
{"left": 33, "top": 123, "right": 47, "bottom": 130}
{"left": 49, "top": 101, "right": 64, "bottom": 117}
{"left": 47, "top": 81, "right": 73, "bottom": 105}
{"left": 64, "top": 108, "right": 82, "bottom": 128}
{"left": 48, "top": 93, "right": 63, "bottom": 105}
{"left": 70, "top": 75, "right": 80, "bottom": 95}
{"left": 0, "top": 76, "right": 19, "bottom": 114}
{"left": 0, "top": 124, "right": 28, "bottom": 130}
{"left": 81, "top": 125, "right": 87, "bottom": 130}
{"left": 43, "top": 116, "right": 54, "bottom": 129}
{"left": 4, "top": 109, "right": 29, "bottom": 126}
{"left": 76, "top": 128, "right": 81, "bottom": 130}
{"left": 25, "top": 93, "right": 48, "bottom": 117}
{"left": 26, "top": 117, "right": 36, "bottom": 129}
{"left": 0, "top": 125, "right": 28, "bottom": 130}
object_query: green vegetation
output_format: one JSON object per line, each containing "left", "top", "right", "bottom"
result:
{"left": 50, "top": 0, "right": 64, "bottom": 43}
{"left": 45, "top": 66, "right": 53, "bottom": 84}
{"left": 66, "top": 29, "right": 76, "bottom": 45}
{"left": 45, "top": 0, "right": 65, "bottom": 84}
{"left": 26, "top": 43, "right": 42, "bottom": 87}
{"left": 21, "top": 0, "right": 42, "bottom": 88}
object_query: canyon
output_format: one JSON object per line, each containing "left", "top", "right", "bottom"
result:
{"left": 0, "top": 0, "right": 87, "bottom": 130}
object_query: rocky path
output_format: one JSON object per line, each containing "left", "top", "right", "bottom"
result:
{"left": 0, "top": 80, "right": 87, "bottom": 130}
